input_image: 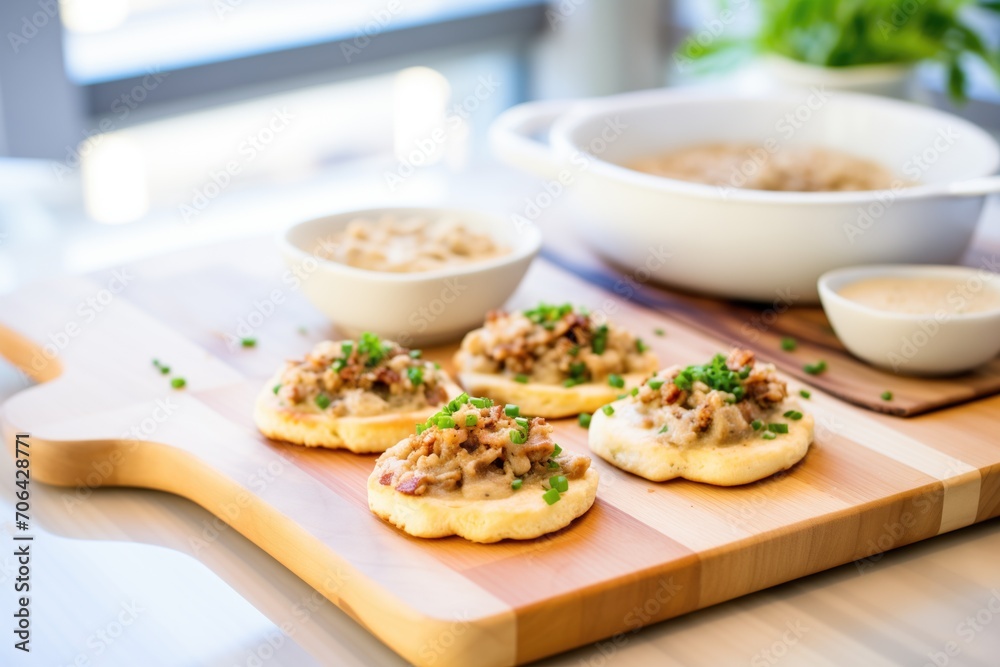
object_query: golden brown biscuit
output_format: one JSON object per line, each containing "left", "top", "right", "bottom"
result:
{"left": 254, "top": 333, "right": 459, "bottom": 453}
{"left": 368, "top": 394, "right": 599, "bottom": 542}
{"left": 588, "top": 349, "right": 813, "bottom": 486}
{"left": 454, "top": 303, "right": 658, "bottom": 418}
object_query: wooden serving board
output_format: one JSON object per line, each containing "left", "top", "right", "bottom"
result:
{"left": 541, "top": 215, "right": 1000, "bottom": 417}
{"left": 1, "top": 236, "right": 998, "bottom": 667}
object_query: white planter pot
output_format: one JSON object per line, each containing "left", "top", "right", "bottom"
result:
{"left": 761, "top": 55, "right": 917, "bottom": 99}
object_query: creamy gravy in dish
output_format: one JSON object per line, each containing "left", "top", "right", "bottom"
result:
{"left": 839, "top": 276, "right": 1000, "bottom": 315}
{"left": 629, "top": 143, "right": 904, "bottom": 192}
{"left": 321, "top": 215, "right": 508, "bottom": 272}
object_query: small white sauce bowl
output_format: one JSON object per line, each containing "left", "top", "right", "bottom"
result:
{"left": 818, "top": 264, "right": 1000, "bottom": 376}
{"left": 280, "top": 206, "right": 541, "bottom": 346}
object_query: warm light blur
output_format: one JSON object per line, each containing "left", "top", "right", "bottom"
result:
{"left": 60, "top": 0, "right": 131, "bottom": 34}
{"left": 392, "top": 66, "right": 451, "bottom": 167}
{"left": 80, "top": 133, "right": 149, "bottom": 224}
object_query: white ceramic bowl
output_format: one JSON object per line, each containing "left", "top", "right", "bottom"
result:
{"left": 490, "top": 89, "right": 1000, "bottom": 302}
{"left": 818, "top": 264, "right": 1000, "bottom": 376}
{"left": 280, "top": 206, "right": 541, "bottom": 346}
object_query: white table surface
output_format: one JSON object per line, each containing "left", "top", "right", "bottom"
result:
{"left": 1, "top": 160, "right": 999, "bottom": 667}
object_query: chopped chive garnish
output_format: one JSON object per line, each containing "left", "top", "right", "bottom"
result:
{"left": 469, "top": 397, "right": 490, "bottom": 409}
{"left": 751, "top": 419, "right": 763, "bottom": 431}
{"left": 630, "top": 387, "right": 639, "bottom": 396}
{"left": 514, "top": 416, "right": 529, "bottom": 430}
{"left": 783, "top": 410, "right": 803, "bottom": 420}
{"left": 504, "top": 404, "right": 520, "bottom": 418}
{"left": 550, "top": 475, "right": 569, "bottom": 493}
{"left": 511, "top": 478, "right": 523, "bottom": 490}
{"left": 332, "top": 358, "right": 347, "bottom": 372}
{"left": 658, "top": 424, "right": 669, "bottom": 433}
{"left": 170, "top": 377, "right": 186, "bottom": 389}
{"left": 407, "top": 366, "right": 424, "bottom": 386}
{"left": 767, "top": 423, "right": 789, "bottom": 434}
{"left": 514, "top": 374, "right": 529, "bottom": 384}
{"left": 762, "top": 432, "right": 777, "bottom": 440}
{"left": 465, "top": 414, "right": 478, "bottom": 427}
{"left": 524, "top": 303, "right": 574, "bottom": 326}
{"left": 671, "top": 353, "right": 746, "bottom": 396}
{"left": 272, "top": 384, "right": 281, "bottom": 394}
{"left": 341, "top": 341, "right": 354, "bottom": 357}
{"left": 416, "top": 423, "right": 427, "bottom": 434}
{"left": 542, "top": 488, "right": 561, "bottom": 505}
{"left": 152, "top": 359, "right": 171, "bottom": 374}
{"left": 648, "top": 380, "right": 664, "bottom": 390}
{"left": 436, "top": 415, "right": 456, "bottom": 429}
{"left": 781, "top": 337, "right": 797, "bottom": 351}
{"left": 608, "top": 373, "right": 625, "bottom": 389}
{"left": 591, "top": 324, "right": 609, "bottom": 355}
{"left": 881, "top": 391, "right": 893, "bottom": 401}
{"left": 569, "top": 344, "right": 580, "bottom": 357}
{"left": 314, "top": 393, "right": 330, "bottom": 409}
{"left": 510, "top": 429, "right": 526, "bottom": 445}
{"left": 636, "top": 338, "right": 649, "bottom": 353}
{"left": 602, "top": 405, "right": 615, "bottom": 416}
{"left": 408, "top": 349, "right": 422, "bottom": 359}
{"left": 553, "top": 443, "right": 563, "bottom": 456}
{"left": 804, "top": 360, "right": 827, "bottom": 375}
{"left": 563, "top": 377, "right": 584, "bottom": 388}
{"left": 547, "top": 460, "right": 559, "bottom": 469}
{"left": 617, "top": 393, "right": 627, "bottom": 400}
{"left": 578, "top": 413, "right": 592, "bottom": 428}
{"left": 448, "top": 393, "right": 469, "bottom": 412}
{"left": 653, "top": 327, "right": 665, "bottom": 336}
{"left": 357, "top": 331, "right": 390, "bottom": 367}
{"left": 799, "top": 389, "right": 811, "bottom": 399}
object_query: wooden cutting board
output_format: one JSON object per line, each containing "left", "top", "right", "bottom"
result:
{"left": 1, "top": 236, "right": 998, "bottom": 667}
{"left": 539, "top": 215, "right": 1000, "bottom": 417}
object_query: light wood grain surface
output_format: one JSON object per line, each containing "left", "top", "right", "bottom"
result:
{"left": 1, "top": 228, "right": 998, "bottom": 666}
